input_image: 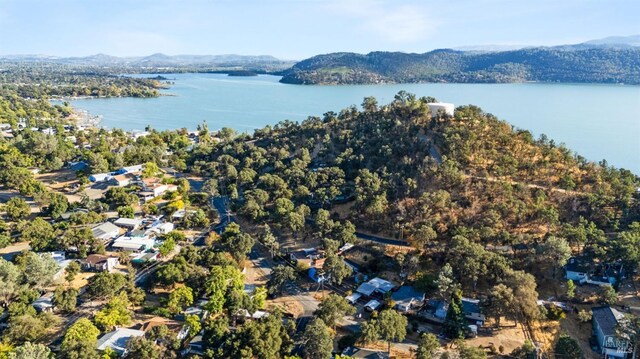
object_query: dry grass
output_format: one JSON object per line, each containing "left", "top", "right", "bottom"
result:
{"left": 467, "top": 324, "right": 528, "bottom": 355}
{"left": 0, "top": 241, "right": 30, "bottom": 255}
{"left": 267, "top": 297, "right": 305, "bottom": 317}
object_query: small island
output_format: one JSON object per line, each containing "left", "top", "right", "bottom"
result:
{"left": 227, "top": 70, "right": 259, "bottom": 77}
{"left": 147, "top": 75, "right": 170, "bottom": 81}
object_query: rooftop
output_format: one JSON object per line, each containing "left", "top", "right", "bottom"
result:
{"left": 114, "top": 218, "right": 142, "bottom": 228}
{"left": 97, "top": 328, "right": 145, "bottom": 354}
{"left": 84, "top": 254, "right": 110, "bottom": 265}
{"left": 92, "top": 222, "right": 120, "bottom": 238}
{"left": 592, "top": 306, "right": 625, "bottom": 336}
{"left": 391, "top": 285, "right": 425, "bottom": 304}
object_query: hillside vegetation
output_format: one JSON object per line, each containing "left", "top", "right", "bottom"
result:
{"left": 279, "top": 47, "right": 640, "bottom": 84}
{"left": 190, "top": 93, "right": 639, "bottom": 267}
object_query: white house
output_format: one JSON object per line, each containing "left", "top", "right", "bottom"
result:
{"left": 356, "top": 277, "right": 395, "bottom": 297}
{"left": 148, "top": 222, "right": 174, "bottom": 235}
{"left": 45, "top": 251, "right": 72, "bottom": 282}
{"left": 427, "top": 102, "right": 455, "bottom": 117}
{"left": 89, "top": 173, "right": 112, "bottom": 183}
{"left": 112, "top": 235, "right": 156, "bottom": 252}
{"left": 82, "top": 254, "right": 120, "bottom": 272}
{"left": 97, "top": 328, "right": 145, "bottom": 356}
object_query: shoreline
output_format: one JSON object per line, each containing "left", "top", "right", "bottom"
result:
{"left": 69, "top": 107, "right": 102, "bottom": 129}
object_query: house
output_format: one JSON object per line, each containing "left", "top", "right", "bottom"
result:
{"left": 590, "top": 262, "right": 625, "bottom": 286}
{"left": 462, "top": 298, "right": 486, "bottom": 326}
{"left": 96, "top": 328, "right": 146, "bottom": 356}
{"left": 131, "top": 251, "right": 159, "bottom": 264}
{"left": 171, "top": 209, "right": 198, "bottom": 220}
{"left": 422, "top": 298, "right": 485, "bottom": 326}
{"left": 342, "top": 347, "right": 389, "bottom": 359}
{"left": 565, "top": 257, "right": 590, "bottom": 283}
{"left": 146, "top": 221, "right": 174, "bottom": 235}
{"left": 82, "top": 254, "right": 119, "bottom": 272}
{"left": 32, "top": 293, "right": 55, "bottom": 313}
{"left": 114, "top": 164, "right": 143, "bottom": 175}
{"left": 114, "top": 218, "right": 142, "bottom": 230}
{"left": 130, "top": 130, "right": 150, "bottom": 140}
{"left": 142, "top": 177, "right": 173, "bottom": 197}
{"left": 89, "top": 173, "right": 111, "bottom": 182}
{"left": 111, "top": 173, "right": 135, "bottom": 187}
{"left": 290, "top": 248, "right": 325, "bottom": 269}
{"left": 236, "top": 309, "right": 269, "bottom": 321}
{"left": 391, "top": 286, "right": 426, "bottom": 312}
{"left": 92, "top": 222, "right": 121, "bottom": 242}
{"left": 111, "top": 235, "right": 155, "bottom": 252}
{"left": 427, "top": 102, "right": 455, "bottom": 117}
{"left": 182, "top": 333, "right": 204, "bottom": 356}
{"left": 45, "top": 251, "right": 72, "bottom": 281}
{"left": 356, "top": 277, "right": 395, "bottom": 297}
{"left": 565, "top": 257, "right": 625, "bottom": 286}
{"left": 592, "top": 306, "right": 630, "bottom": 358}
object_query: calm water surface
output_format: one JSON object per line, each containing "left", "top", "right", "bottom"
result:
{"left": 70, "top": 74, "right": 640, "bottom": 173}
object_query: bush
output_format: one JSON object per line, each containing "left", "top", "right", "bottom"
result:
{"left": 337, "top": 333, "right": 359, "bottom": 350}
{"left": 546, "top": 305, "right": 566, "bottom": 320}
{"left": 152, "top": 307, "right": 173, "bottom": 318}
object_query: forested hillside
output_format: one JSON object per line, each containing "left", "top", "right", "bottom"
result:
{"left": 279, "top": 47, "right": 640, "bottom": 84}
{"left": 0, "top": 63, "right": 166, "bottom": 98}
{"left": 190, "top": 93, "right": 639, "bottom": 267}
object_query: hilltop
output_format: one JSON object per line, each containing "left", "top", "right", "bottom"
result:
{"left": 279, "top": 46, "right": 640, "bottom": 85}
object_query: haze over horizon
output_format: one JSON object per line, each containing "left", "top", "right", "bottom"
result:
{"left": 0, "top": 0, "right": 638, "bottom": 59}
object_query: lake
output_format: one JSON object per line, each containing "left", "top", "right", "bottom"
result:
{"left": 69, "top": 73, "right": 640, "bottom": 173}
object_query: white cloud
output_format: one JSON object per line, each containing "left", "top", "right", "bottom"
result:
{"left": 324, "top": 0, "right": 437, "bottom": 43}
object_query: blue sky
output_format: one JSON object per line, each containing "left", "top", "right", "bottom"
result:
{"left": 0, "top": 0, "right": 638, "bottom": 59}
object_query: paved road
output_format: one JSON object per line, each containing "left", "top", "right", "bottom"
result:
{"left": 211, "top": 196, "right": 235, "bottom": 233}
{"left": 355, "top": 231, "right": 410, "bottom": 247}
{"left": 306, "top": 217, "right": 410, "bottom": 247}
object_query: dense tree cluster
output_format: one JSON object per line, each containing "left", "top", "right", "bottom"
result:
{"left": 280, "top": 47, "right": 640, "bottom": 85}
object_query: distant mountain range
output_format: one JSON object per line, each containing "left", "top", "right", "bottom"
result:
{"left": 452, "top": 34, "right": 640, "bottom": 53}
{"left": 0, "top": 53, "right": 290, "bottom": 68}
{"left": 1, "top": 35, "right": 639, "bottom": 84}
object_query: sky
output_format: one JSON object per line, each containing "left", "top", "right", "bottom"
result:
{"left": 0, "top": 0, "right": 638, "bottom": 59}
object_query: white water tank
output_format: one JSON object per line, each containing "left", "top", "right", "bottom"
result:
{"left": 427, "top": 102, "right": 455, "bottom": 117}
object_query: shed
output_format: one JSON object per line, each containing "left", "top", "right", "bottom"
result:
{"left": 346, "top": 293, "right": 362, "bottom": 305}
{"left": 364, "top": 300, "right": 381, "bottom": 312}
{"left": 32, "top": 293, "right": 54, "bottom": 313}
